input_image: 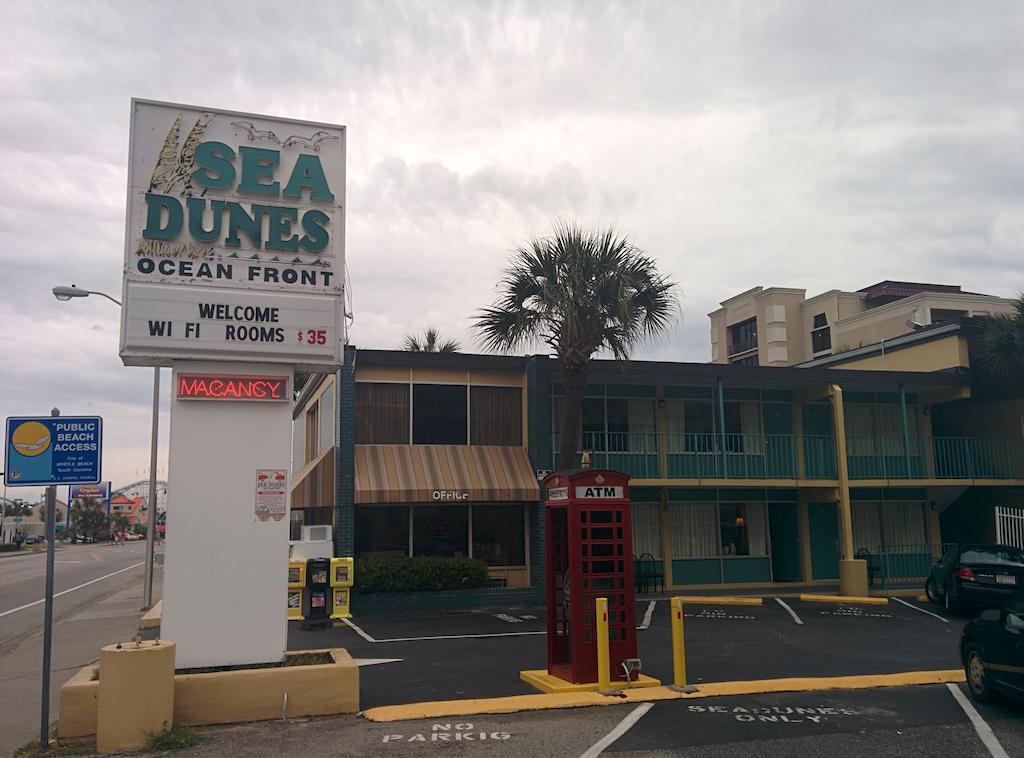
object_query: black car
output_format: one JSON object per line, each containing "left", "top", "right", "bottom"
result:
{"left": 961, "top": 594, "right": 1024, "bottom": 703}
{"left": 926, "top": 544, "right": 1024, "bottom": 613}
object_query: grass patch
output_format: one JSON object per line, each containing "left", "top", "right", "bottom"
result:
{"left": 14, "top": 738, "right": 93, "bottom": 757}
{"left": 145, "top": 724, "right": 201, "bottom": 752}
{"left": 90, "top": 667, "right": 99, "bottom": 681}
{"left": 176, "top": 651, "right": 333, "bottom": 675}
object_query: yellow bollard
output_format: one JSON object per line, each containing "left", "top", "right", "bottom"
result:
{"left": 669, "top": 596, "right": 698, "bottom": 693}
{"left": 596, "top": 597, "right": 612, "bottom": 691}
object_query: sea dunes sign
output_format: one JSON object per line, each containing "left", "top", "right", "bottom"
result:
{"left": 119, "top": 100, "right": 346, "bottom": 369}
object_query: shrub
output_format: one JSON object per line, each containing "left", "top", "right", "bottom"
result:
{"left": 354, "top": 556, "right": 490, "bottom": 594}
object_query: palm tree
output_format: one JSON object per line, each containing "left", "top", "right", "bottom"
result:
{"left": 474, "top": 222, "right": 678, "bottom": 470}
{"left": 403, "top": 327, "right": 460, "bottom": 353}
{"left": 974, "top": 294, "right": 1024, "bottom": 377}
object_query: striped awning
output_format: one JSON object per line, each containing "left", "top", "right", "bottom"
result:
{"left": 355, "top": 445, "right": 539, "bottom": 504}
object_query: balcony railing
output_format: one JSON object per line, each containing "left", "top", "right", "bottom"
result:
{"left": 548, "top": 432, "right": 1024, "bottom": 481}
{"left": 845, "top": 436, "right": 1024, "bottom": 480}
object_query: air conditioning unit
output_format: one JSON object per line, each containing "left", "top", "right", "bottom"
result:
{"left": 302, "top": 525, "right": 332, "bottom": 542}
{"left": 536, "top": 469, "right": 552, "bottom": 480}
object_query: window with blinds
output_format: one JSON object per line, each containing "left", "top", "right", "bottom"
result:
{"left": 470, "top": 386, "right": 522, "bottom": 446}
{"left": 356, "top": 383, "right": 410, "bottom": 444}
{"left": 631, "top": 502, "right": 663, "bottom": 558}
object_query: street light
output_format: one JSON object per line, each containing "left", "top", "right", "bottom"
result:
{"left": 52, "top": 284, "right": 161, "bottom": 610}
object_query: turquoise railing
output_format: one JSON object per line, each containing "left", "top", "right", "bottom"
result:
{"left": 846, "top": 436, "right": 1024, "bottom": 480}
{"left": 863, "top": 543, "right": 953, "bottom": 590}
{"left": 549, "top": 433, "right": 1024, "bottom": 481}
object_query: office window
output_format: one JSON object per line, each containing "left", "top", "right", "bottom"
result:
{"left": 413, "top": 384, "right": 468, "bottom": 444}
{"left": 669, "top": 502, "right": 719, "bottom": 557}
{"left": 727, "top": 318, "right": 758, "bottom": 355}
{"left": 413, "top": 505, "right": 469, "bottom": 557}
{"left": 356, "top": 383, "right": 410, "bottom": 444}
{"left": 355, "top": 506, "right": 410, "bottom": 558}
{"left": 472, "top": 504, "right": 526, "bottom": 566}
{"left": 470, "top": 386, "right": 522, "bottom": 446}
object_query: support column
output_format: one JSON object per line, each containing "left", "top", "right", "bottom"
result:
{"left": 716, "top": 379, "right": 727, "bottom": 477}
{"left": 899, "top": 384, "right": 912, "bottom": 479}
{"left": 660, "top": 488, "right": 673, "bottom": 588}
{"left": 829, "top": 384, "right": 868, "bottom": 596}
{"left": 334, "top": 345, "right": 356, "bottom": 557}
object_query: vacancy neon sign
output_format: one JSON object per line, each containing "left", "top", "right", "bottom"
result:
{"left": 176, "top": 374, "right": 289, "bottom": 401}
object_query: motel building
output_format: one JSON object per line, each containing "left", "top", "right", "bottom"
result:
{"left": 291, "top": 320, "right": 1024, "bottom": 597}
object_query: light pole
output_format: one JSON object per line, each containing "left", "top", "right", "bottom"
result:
{"left": 52, "top": 284, "right": 161, "bottom": 610}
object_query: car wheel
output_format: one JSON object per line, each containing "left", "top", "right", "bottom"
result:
{"left": 926, "top": 578, "right": 941, "bottom": 604}
{"left": 965, "top": 645, "right": 993, "bottom": 703}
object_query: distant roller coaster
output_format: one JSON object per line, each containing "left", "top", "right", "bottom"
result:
{"left": 112, "top": 480, "right": 169, "bottom": 513}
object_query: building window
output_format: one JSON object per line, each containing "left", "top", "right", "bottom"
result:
{"left": 811, "top": 313, "right": 832, "bottom": 353}
{"left": 669, "top": 501, "right": 769, "bottom": 558}
{"left": 304, "top": 403, "right": 319, "bottom": 463}
{"left": 472, "top": 504, "right": 526, "bottom": 565}
{"left": 355, "top": 505, "right": 410, "bottom": 558}
{"left": 412, "top": 384, "right": 468, "bottom": 445}
{"left": 727, "top": 318, "right": 758, "bottom": 356}
{"left": 470, "top": 386, "right": 522, "bottom": 446}
{"left": 555, "top": 396, "right": 657, "bottom": 452}
{"left": 732, "top": 354, "right": 760, "bottom": 366}
{"left": 931, "top": 308, "right": 967, "bottom": 324}
{"left": 356, "top": 383, "right": 410, "bottom": 444}
{"left": 413, "top": 505, "right": 469, "bottom": 556}
{"left": 632, "top": 501, "right": 662, "bottom": 559}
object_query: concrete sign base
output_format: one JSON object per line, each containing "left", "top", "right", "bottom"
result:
{"left": 161, "top": 360, "right": 293, "bottom": 669}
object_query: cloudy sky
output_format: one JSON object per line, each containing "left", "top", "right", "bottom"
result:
{"left": 2, "top": 0, "right": 1023, "bottom": 500}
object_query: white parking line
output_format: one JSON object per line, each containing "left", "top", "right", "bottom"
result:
{"left": 774, "top": 597, "right": 803, "bottom": 625}
{"left": 579, "top": 702, "right": 655, "bottom": 758}
{"left": 946, "top": 683, "right": 1010, "bottom": 758}
{"left": 339, "top": 617, "right": 545, "bottom": 643}
{"left": 0, "top": 562, "right": 145, "bottom": 619}
{"left": 892, "top": 596, "right": 949, "bottom": 622}
{"left": 637, "top": 600, "right": 656, "bottom": 630}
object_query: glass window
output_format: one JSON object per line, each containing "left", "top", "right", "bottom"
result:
{"left": 355, "top": 506, "right": 409, "bottom": 558}
{"left": 728, "top": 318, "right": 758, "bottom": 355}
{"left": 811, "top": 326, "right": 832, "bottom": 353}
{"left": 304, "top": 403, "right": 318, "bottom": 462}
{"left": 470, "top": 386, "right": 522, "bottom": 446}
{"left": 669, "top": 502, "right": 719, "bottom": 557}
{"left": 719, "top": 503, "right": 769, "bottom": 556}
{"left": 413, "top": 505, "right": 469, "bottom": 557}
{"left": 960, "top": 546, "right": 1024, "bottom": 567}
{"left": 413, "top": 384, "right": 468, "bottom": 445}
{"left": 632, "top": 501, "right": 662, "bottom": 559}
{"left": 732, "top": 354, "right": 760, "bottom": 366}
{"left": 472, "top": 504, "right": 525, "bottom": 566}
{"left": 813, "top": 313, "right": 828, "bottom": 329}
{"left": 356, "top": 383, "right": 410, "bottom": 444}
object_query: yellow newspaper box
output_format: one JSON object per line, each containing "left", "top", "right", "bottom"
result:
{"left": 287, "top": 561, "right": 306, "bottom": 621}
{"left": 330, "top": 557, "right": 354, "bottom": 619}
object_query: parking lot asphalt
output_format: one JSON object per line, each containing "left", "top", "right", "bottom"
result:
{"left": 287, "top": 596, "right": 962, "bottom": 710}
{"left": 169, "top": 683, "right": 1024, "bottom": 757}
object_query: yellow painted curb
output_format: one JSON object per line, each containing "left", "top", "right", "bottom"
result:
{"left": 361, "top": 669, "right": 966, "bottom": 722}
{"left": 520, "top": 669, "right": 662, "bottom": 693}
{"left": 915, "top": 594, "right": 929, "bottom": 603}
{"left": 139, "top": 600, "right": 162, "bottom": 630}
{"left": 676, "top": 596, "right": 764, "bottom": 606}
{"left": 799, "top": 593, "right": 889, "bottom": 606}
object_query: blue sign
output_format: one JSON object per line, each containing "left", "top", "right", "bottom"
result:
{"left": 4, "top": 416, "right": 103, "bottom": 487}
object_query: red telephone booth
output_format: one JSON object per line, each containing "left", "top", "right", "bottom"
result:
{"left": 543, "top": 468, "right": 638, "bottom": 684}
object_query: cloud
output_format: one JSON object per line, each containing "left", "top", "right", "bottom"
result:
{"left": 2, "top": 0, "right": 1023, "bottom": 497}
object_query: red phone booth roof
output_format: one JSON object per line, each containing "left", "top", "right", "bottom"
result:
{"left": 543, "top": 469, "right": 630, "bottom": 504}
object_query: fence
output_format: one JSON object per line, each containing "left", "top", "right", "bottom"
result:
{"left": 867, "top": 543, "right": 952, "bottom": 590}
{"left": 995, "top": 506, "right": 1024, "bottom": 549}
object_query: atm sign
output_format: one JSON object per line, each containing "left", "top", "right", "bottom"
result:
{"left": 176, "top": 373, "right": 289, "bottom": 401}
{"left": 576, "top": 486, "right": 624, "bottom": 499}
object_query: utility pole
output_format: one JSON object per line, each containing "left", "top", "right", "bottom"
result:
{"left": 40, "top": 407, "right": 59, "bottom": 747}
{"left": 142, "top": 366, "right": 160, "bottom": 610}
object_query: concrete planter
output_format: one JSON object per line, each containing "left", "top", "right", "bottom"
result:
{"left": 59, "top": 648, "right": 358, "bottom": 738}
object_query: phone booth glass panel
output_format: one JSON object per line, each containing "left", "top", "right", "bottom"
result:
{"left": 543, "top": 469, "right": 637, "bottom": 684}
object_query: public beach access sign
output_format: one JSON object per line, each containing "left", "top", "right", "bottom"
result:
{"left": 119, "top": 99, "right": 346, "bottom": 370}
{"left": 4, "top": 417, "right": 103, "bottom": 487}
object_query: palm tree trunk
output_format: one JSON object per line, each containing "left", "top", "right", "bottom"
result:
{"left": 558, "top": 360, "right": 588, "bottom": 470}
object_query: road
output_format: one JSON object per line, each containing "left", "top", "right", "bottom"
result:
{"left": 0, "top": 542, "right": 159, "bottom": 757}
{"left": 0, "top": 542, "right": 149, "bottom": 646}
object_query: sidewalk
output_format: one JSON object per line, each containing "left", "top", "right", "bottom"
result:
{"left": 0, "top": 568, "right": 162, "bottom": 757}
